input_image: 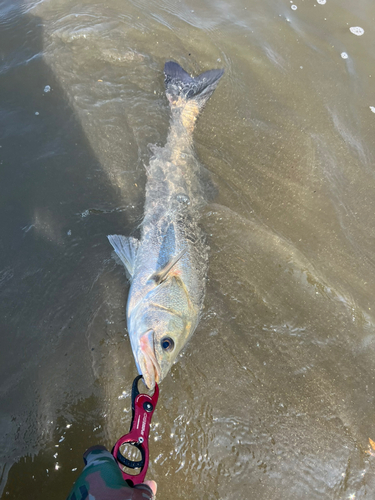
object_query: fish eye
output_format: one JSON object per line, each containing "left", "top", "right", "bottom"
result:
{"left": 161, "top": 337, "right": 175, "bottom": 352}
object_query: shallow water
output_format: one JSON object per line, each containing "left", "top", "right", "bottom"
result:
{"left": 1, "top": 0, "right": 375, "bottom": 498}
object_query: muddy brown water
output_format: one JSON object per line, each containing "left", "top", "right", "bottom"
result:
{"left": 1, "top": 0, "right": 375, "bottom": 498}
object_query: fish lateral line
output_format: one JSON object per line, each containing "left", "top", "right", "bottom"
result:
{"left": 148, "top": 301, "right": 185, "bottom": 319}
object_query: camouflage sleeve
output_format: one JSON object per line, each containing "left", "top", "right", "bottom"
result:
{"left": 66, "top": 445, "right": 154, "bottom": 500}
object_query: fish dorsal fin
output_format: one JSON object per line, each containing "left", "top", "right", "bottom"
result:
{"left": 107, "top": 234, "right": 139, "bottom": 277}
{"left": 150, "top": 248, "right": 187, "bottom": 285}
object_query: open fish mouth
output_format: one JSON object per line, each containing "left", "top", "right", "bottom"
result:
{"left": 137, "top": 330, "right": 161, "bottom": 390}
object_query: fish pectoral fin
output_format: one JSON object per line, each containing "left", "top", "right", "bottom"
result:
{"left": 150, "top": 248, "right": 187, "bottom": 285}
{"left": 107, "top": 234, "right": 139, "bottom": 277}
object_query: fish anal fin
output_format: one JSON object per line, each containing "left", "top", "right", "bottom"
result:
{"left": 151, "top": 248, "right": 187, "bottom": 285}
{"left": 107, "top": 234, "right": 139, "bottom": 277}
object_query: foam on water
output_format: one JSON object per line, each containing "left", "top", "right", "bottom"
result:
{"left": 350, "top": 26, "right": 364, "bottom": 36}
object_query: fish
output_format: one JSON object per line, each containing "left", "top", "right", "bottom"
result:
{"left": 108, "top": 61, "right": 224, "bottom": 389}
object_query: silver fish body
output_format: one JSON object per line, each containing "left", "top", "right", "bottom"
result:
{"left": 108, "top": 61, "right": 224, "bottom": 389}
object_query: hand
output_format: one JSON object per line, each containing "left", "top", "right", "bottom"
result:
{"left": 126, "top": 481, "right": 157, "bottom": 499}
{"left": 66, "top": 445, "right": 157, "bottom": 500}
{"left": 144, "top": 481, "right": 157, "bottom": 496}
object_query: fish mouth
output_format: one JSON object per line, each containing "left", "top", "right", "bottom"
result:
{"left": 137, "top": 330, "right": 161, "bottom": 390}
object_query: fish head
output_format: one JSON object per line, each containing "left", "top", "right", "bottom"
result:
{"left": 130, "top": 308, "right": 190, "bottom": 390}
{"left": 129, "top": 277, "right": 196, "bottom": 389}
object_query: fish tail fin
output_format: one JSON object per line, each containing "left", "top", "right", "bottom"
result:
{"left": 164, "top": 61, "right": 224, "bottom": 131}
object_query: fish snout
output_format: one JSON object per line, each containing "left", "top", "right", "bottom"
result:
{"left": 137, "top": 330, "right": 161, "bottom": 390}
